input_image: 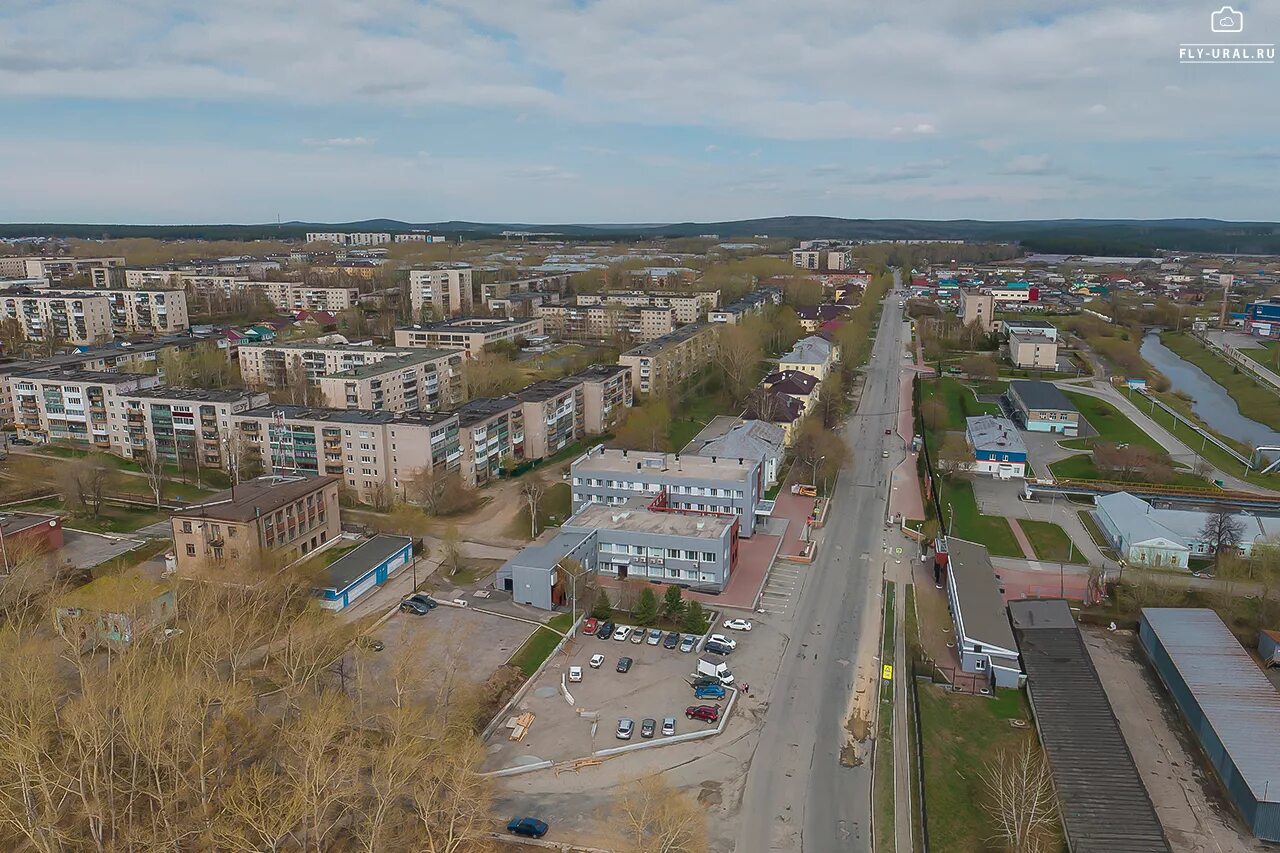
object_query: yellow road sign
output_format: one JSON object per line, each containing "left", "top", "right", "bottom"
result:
{"left": 882, "top": 664, "right": 893, "bottom": 681}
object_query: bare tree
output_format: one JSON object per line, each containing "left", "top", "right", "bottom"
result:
{"left": 937, "top": 433, "right": 973, "bottom": 479}
{"left": 980, "top": 742, "right": 1060, "bottom": 853}
{"left": 59, "top": 455, "right": 114, "bottom": 517}
{"left": 440, "top": 523, "right": 463, "bottom": 577}
{"left": 140, "top": 447, "right": 166, "bottom": 509}
{"left": 520, "top": 475, "right": 548, "bottom": 539}
{"left": 1199, "top": 505, "right": 1244, "bottom": 568}
{"left": 714, "top": 323, "right": 765, "bottom": 404}
{"left": 608, "top": 774, "right": 709, "bottom": 853}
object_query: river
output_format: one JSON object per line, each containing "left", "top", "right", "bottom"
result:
{"left": 1140, "top": 330, "right": 1280, "bottom": 448}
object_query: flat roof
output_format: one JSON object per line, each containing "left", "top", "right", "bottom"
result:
{"left": 1003, "top": 318, "right": 1057, "bottom": 329}
{"left": 240, "top": 405, "right": 400, "bottom": 425}
{"left": 455, "top": 396, "right": 520, "bottom": 426}
{"left": 1141, "top": 608, "right": 1280, "bottom": 805}
{"left": 324, "top": 348, "right": 458, "bottom": 379}
{"left": 1011, "top": 600, "right": 1171, "bottom": 853}
{"left": 237, "top": 340, "right": 411, "bottom": 353}
{"left": 570, "top": 363, "right": 630, "bottom": 383}
{"left": 173, "top": 475, "right": 337, "bottom": 522}
{"left": 564, "top": 501, "right": 733, "bottom": 538}
{"left": 1008, "top": 331, "right": 1058, "bottom": 345}
{"left": 943, "top": 537, "right": 1018, "bottom": 654}
{"left": 128, "top": 386, "right": 260, "bottom": 403}
{"left": 0, "top": 511, "right": 59, "bottom": 538}
{"left": 965, "top": 415, "right": 1027, "bottom": 455}
{"left": 517, "top": 378, "right": 583, "bottom": 402}
{"left": 1007, "top": 379, "right": 1076, "bottom": 413}
{"left": 11, "top": 368, "right": 153, "bottom": 384}
{"left": 620, "top": 323, "right": 709, "bottom": 356}
{"left": 399, "top": 317, "right": 539, "bottom": 333}
{"left": 314, "top": 534, "right": 412, "bottom": 594}
{"left": 59, "top": 570, "right": 168, "bottom": 611}
{"left": 573, "top": 446, "right": 754, "bottom": 482}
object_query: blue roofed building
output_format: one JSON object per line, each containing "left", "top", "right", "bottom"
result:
{"left": 1244, "top": 300, "right": 1280, "bottom": 337}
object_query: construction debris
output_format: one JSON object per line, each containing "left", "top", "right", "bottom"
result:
{"left": 506, "top": 712, "right": 535, "bottom": 741}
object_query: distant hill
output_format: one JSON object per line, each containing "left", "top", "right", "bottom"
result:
{"left": 4, "top": 216, "right": 1280, "bottom": 254}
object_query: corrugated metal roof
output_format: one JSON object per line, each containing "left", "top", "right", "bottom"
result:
{"left": 1142, "top": 608, "right": 1280, "bottom": 805}
{"left": 1010, "top": 600, "right": 1171, "bottom": 853}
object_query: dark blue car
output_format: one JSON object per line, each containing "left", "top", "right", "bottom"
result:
{"left": 507, "top": 817, "right": 549, "bottom": 838}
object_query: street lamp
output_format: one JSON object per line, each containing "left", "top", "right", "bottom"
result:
{"left": 812, "top": 455, "right": 825, "bottom": 492}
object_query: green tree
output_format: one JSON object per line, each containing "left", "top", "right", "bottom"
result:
{"left": 682, "top": 600, "right": 709, "bottom": 634}
{"left": 662, "top": 585, "right": 685, "bottom": 621}
{"left": 591, "top": 588, "right": 614, "bottom": 621}
{"left": 634, "top": 587, "right": 658, "bottom": 627}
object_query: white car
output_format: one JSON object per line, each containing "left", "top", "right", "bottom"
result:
{"left": 589, "top": 653, "right": 605, "bottom": 669}
{"left": 568, "top": 666, "right": 582, "bottom": 683}
{"left": 646, "top": 629, "right": 662, "bottom": 645}
{"left": 613, "top": 625, "right": 632, "bottom": 641}
{"left": 723, "top": 619, "right": 754, "bottom": 632}
{"left": 708, "top": 633, "right": 737, "bottom": 650}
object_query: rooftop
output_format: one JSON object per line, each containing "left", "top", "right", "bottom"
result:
{"left": 943, "top": 537, "right": 1018, "bottom": 654}
{"left": 965, "top": 415, "right": 1027, "bottom": 455}
{"left": 1007, "top": 379, "right": 1076, "bottom": 412}
{"left": 1008, "top": 331, "right": 1058, "bottom": 346}
{"left": 517, "top": 378, "right": 583, "bottom": 403}
{"left": 1002, "top": 318, "right": 1057, "bottom": 329}
{"left": 240, "top": 405, "right": 401, "bottom": 425}
{"left": 312, "top": 534, "right": 413, "bottom": 595}
{"left": 399, "top": 317, "right": 539, "bottom": 333}
{"left": 11, "top": 368, "right": 154, "bottom": 385}
{"left": 570, "top": 363, "right": 630, "bottom": 383}
{"left": 58, "top": 571, "right": 169, "bottom": 611}
{"left": 324, "top": 348, "right": 460, "bottom": 379}
{"left": 455, "top": 396, "right": 521, "bottom": 426}
{"left": 690, "top": 419, "right": 786, "bottom": 461}
{"left": 0, "top": 511, "right": 60, "bottom": 539}
{"left": 173, "top": 475, "right": 338, "bottom": 523}
{"left": 573, "top": 445, "right": 755, "bottom": 481}
{"left": 780, "top": 335, "right": 834, "bottom": 366}
{"left": 238, "top": 340, "right": 405, "bottom": 353}
{"left": 564, "top": 500, "right": 734, "bottom": 538}
{"left": 620, "top": 323, "right": 710, "bottom": 357}
{"left": 128, "top": 386, "right": 262, "bottom": 403}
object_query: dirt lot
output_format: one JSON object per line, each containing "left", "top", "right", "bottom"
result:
{"left": 484, "top": 627, "right": 724, "bottom": 771}
{"left": 1084, "top": 627, "right": 1269, "bottom": 853}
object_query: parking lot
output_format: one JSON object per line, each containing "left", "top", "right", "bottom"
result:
{"left": 483, "top": 623, "right": 745, "bottom": 771}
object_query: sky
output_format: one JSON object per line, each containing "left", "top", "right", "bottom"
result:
{"left": 1, "top": 0, "right": 1277, "bottom": 224}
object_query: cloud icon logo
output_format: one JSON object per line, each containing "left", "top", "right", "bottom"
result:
{"left": 1210, "top": 6, "right": 1244, "bottom": 32}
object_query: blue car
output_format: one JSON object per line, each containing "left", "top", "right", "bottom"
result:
{"left": 507, "top": 817, "right": 549, "bottom": 838}
{"left": 694, "top": 683, "right": 726, "bottom": 700}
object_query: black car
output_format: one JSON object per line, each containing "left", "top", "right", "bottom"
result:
{"left": 399, "top": 598, "right": 430, "bottom": 616}
{"left": 689, "top": 675, "right": 719, "bottom": 689}
{"left": 704, "top": 640, "right": 733, "bottom": 656}
{"left": 597, "top": 621, "right": 615, "bottom": 640}
{"left": 640, "top": 718, "right": 656, "bottom": 738}
{"left": 507, "top": 817, "right": 549, "bottom": 838}
{"left": 616, "top": 656, "right": 633, "bottom": 673}
{"left": 404, "top": 593, "right": 438, "bottom": 610}
{"left": 663, "top": 631, "right": 680, "bottom": 649}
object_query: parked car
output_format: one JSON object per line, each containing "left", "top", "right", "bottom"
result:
{"left": 704, "top": 640, "right": 733, "bottom": 656}
{"left": 597, "top": 621, "right": 615, "bottom": 640}
{"left": 679, "top": 635, "right": 697, "bottom": 653}
{"left": 613, "top": 625, "right": 632, "bottom": 641}
{"left": 630, "top": 627, "right": 646, "bottom": 644}
{"left": 695, "top": 683, "right": 726, "bottom": 700}
{"left": 723, "top": 619, "right": 753, "bottom": 631}
{"left": 708, "top": 633, "right": 737, "bottom": 649}
{"left": 507, "top": 817, "right": 549, "bottom": 839}
{"left": 646, "top": 629, "right": 662, "bottom": 645}
{"left": 663, "top": 631, "right": 680, "bottom": 649}
{"left": 399, "top": 598, "right": 430, "bottom": 616}
{"left": 662, "top": 716, "right": 677, "bottom": 736}
{"left": 641, "top": 718, "right": 656, "bottom": 738}
{"left": 685, "top": 705, "right": 720, "bottom": 723}
{"left": 689, "top": 675, "right": 720, "bottom": 688}
{"left": 568, "top": 666, "right": 582, "bottom": 683}
{"left": 403, "top": 593, "right": 438, "bottom": 610}
{"left": 616, "top": 656, "right": 633, "bottom": 673}
{"left": 616, "top": 718, "right": 634, "bottom": 739}
{"left": 582, "top": 617, "right": 599, "bottom": 636}
{"left": 882, "top": 450, "right": 890, "bottom": 458}
{"left": 589, "top": 653, "right": 605, "bottom": 668}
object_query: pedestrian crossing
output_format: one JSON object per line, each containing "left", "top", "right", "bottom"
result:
{"left": 758, "top": 564, "right": 804, "bottom": 615}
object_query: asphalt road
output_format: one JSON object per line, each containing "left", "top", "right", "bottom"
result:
{"left": 734, "top": 273, "right": 907, "bottom": 852}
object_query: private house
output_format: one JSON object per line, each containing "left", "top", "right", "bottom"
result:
{"left": 939, "top": 537, "right": 1023, "bottom": 688}
{"left": 761, "top": 369, "right": 820, "bottom": 415}
{"left": 964, "top": 415, "right": 1027, "bottom": 479}
{"left": 778, "top": 335, "right": 837, "bottom": 381}
{"left": 1003, "top": 380, "right": 1080, "bottom": 435}
{"left": 744, "top": 388, "right": 805, "bottom": 443}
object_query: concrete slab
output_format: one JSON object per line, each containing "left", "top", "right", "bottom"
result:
{"left": 60, "top": 530, "right": 146, "bottom": 570}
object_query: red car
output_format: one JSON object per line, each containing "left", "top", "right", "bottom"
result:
{"left": 685, "top": 705, "right": 720, "bottom": 723}
{"left": 582, "top": 617, "right": 599, "bottom": 636}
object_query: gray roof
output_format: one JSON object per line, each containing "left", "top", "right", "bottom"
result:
{"left": 504, "top": 530, "right": 594, "bottom": 572}
{"left": 1141, "top": 608, "right": 1280, "bottom": 805}
{"left": 1007, "top": 379, "right": 1075, "bottom": 412}
{"left": 943, "top": 537, "right": 1018, "bottom": 654}
{"left": 691, "top": 420, "right": 785, "bottom": 462}
{"left": 314, "top": 534, "right": 412, "bottom": 595}
{"left": 780, "top": 335, "right": 833, "bottom": 366}
{"left": 965, "top": 415, "right": 1026, "bottom": 455}
{"left": 1011, "top": 600, "right": 1171, "bottom": 853}
{"left": 1096, "top": 491, "right": 1280, "bottom": 550}
{"left": 564, "top": 502, "right": 733, "bottom": 538}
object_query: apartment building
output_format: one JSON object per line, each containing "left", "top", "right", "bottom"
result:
{"left": 394, "top": 317, "right": 544, "bottom": 358}
{"left": 231, "top": 407, "right": 462, "bottom": 502}
{"left": 479, "top": 272, "right": 570, "bottom": 302}
{"left": 617, "top": 323, "right": 716, "bottom": 395}
{"left": 573, "top": 290, "right": 718, "bottom": 324}
{"left": 394, "top": 233, "right": 445, "bottom": 243}
{"left": 708, "top": 287, "right": 782, "bottom": 324}
{"left": 536, "top": 300, "right": 676, "bottom": 342}
{"left": 0, "top": 292, "right": 115, "bottom": 345}
{"left": 116, "top": 387, "right": 270, "bottom": 467}
{"left": 305, "top": 232, "right": 392, "bottom": 246}
{"left": 52, "top": 288, "right": 189, "bottom": 334}
{"left": 570, "top": 445, "right": 763, "bottom": 537}
{"left": 408, "top": 268, "right": 474, "bottom": 318}
{"left": 247, "top": 281, "right": 360, "bottom": 313}
{"left": 792, "top": 249, "right": 823, "bottom": 270}
{"left": 488, "top": 292, "right": 554, "bottom": 319}
{"left": 959, "top": 289, "right": 996, "bottom": 333}
{"left": 11, "top": 370, "right": 161, "bottom": 448}
{"left": 517, "top": 378, "right": 585, "bottom": 460}
{"left": 316, "top": 348, "right": 462, "bottom": 413}
{"left": 629, "top": 267, "right": 697, "bottom": 287}
{"left": 238, "top": 342, "right": 437, "bottom": 387}
{"left": 455, "top": 396, "right": 524, "bottom": 487}
{"left": 169, "top": 475, "right": 341, "bottom": 574}
{"left": 0, "top": 256, "right": 125, "bottom": 281}
{"left": 572, "top": 364, "right": 633, "bottom": 435}
{"left": 1006, "top": 332, "right": 1059, "bottom": 370}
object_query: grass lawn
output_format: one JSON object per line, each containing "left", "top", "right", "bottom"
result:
{"left": 1048, "top": 453, "right": 1209, "bottom": 489}
{"left": 10, "top": 497, "right": 166, "bottom": 534}
{"left": 1162, "top": 331, "right": 1280, "bottom": 432}
{"left": 667, "top": 390, "right": 740, "bottom": 452}
{"left": 919, "top": 688, "right": 1045, "bottom": 852}
{"left": 508, "top": 481, "right": 573, "bottom": 541}
{"left": 1237, "top": 339, "right": 1280, "bottom": 372}
{"left": 1143, "top": 391, "right": 1274, "bottom": 488}
{"left": 920, "top": 377, "right": 1001, "bottom": 438}
{"left": 1061, "top": 391, "right": 1165, "bottom": 455}
{"left": 1019, "top": 519, "right": 1086, "bottom": 564}
{"left": 874, "top": 581, "right": 897, "bottom": 853}
{"left": 1077, "top": 510, "right": 1116, "bottom": 557}
{"left": 508, "top": 612, "right": 575, "bottom": 677}
{"left": 937, "top": 479, "right": 1021, "bottom": 558}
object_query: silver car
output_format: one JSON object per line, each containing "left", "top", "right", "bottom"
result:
{"left": 616, "top": 718, "right": 634, "bottom": 740}
{"left": 646, "top": 628, "right": 662, "bottom": 645}
{"left": 661, "top": 716, "right": 677, "bottom": 736}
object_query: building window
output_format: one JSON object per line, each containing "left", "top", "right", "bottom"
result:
{"left": 702, "top": 551, "right": 715, "bottom": 562}
{"left": 185, "top": 544, "right": 196, "bottom": 556}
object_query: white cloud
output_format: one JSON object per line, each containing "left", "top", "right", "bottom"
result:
{"left": 304, "top": 136, "right": 375, "bottom": 147}
{"left": 1000, "top": 154, "right": 1054, "bottom": 175}
{"left": 705, "top": 144, "right": 719, "bottom": 152}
